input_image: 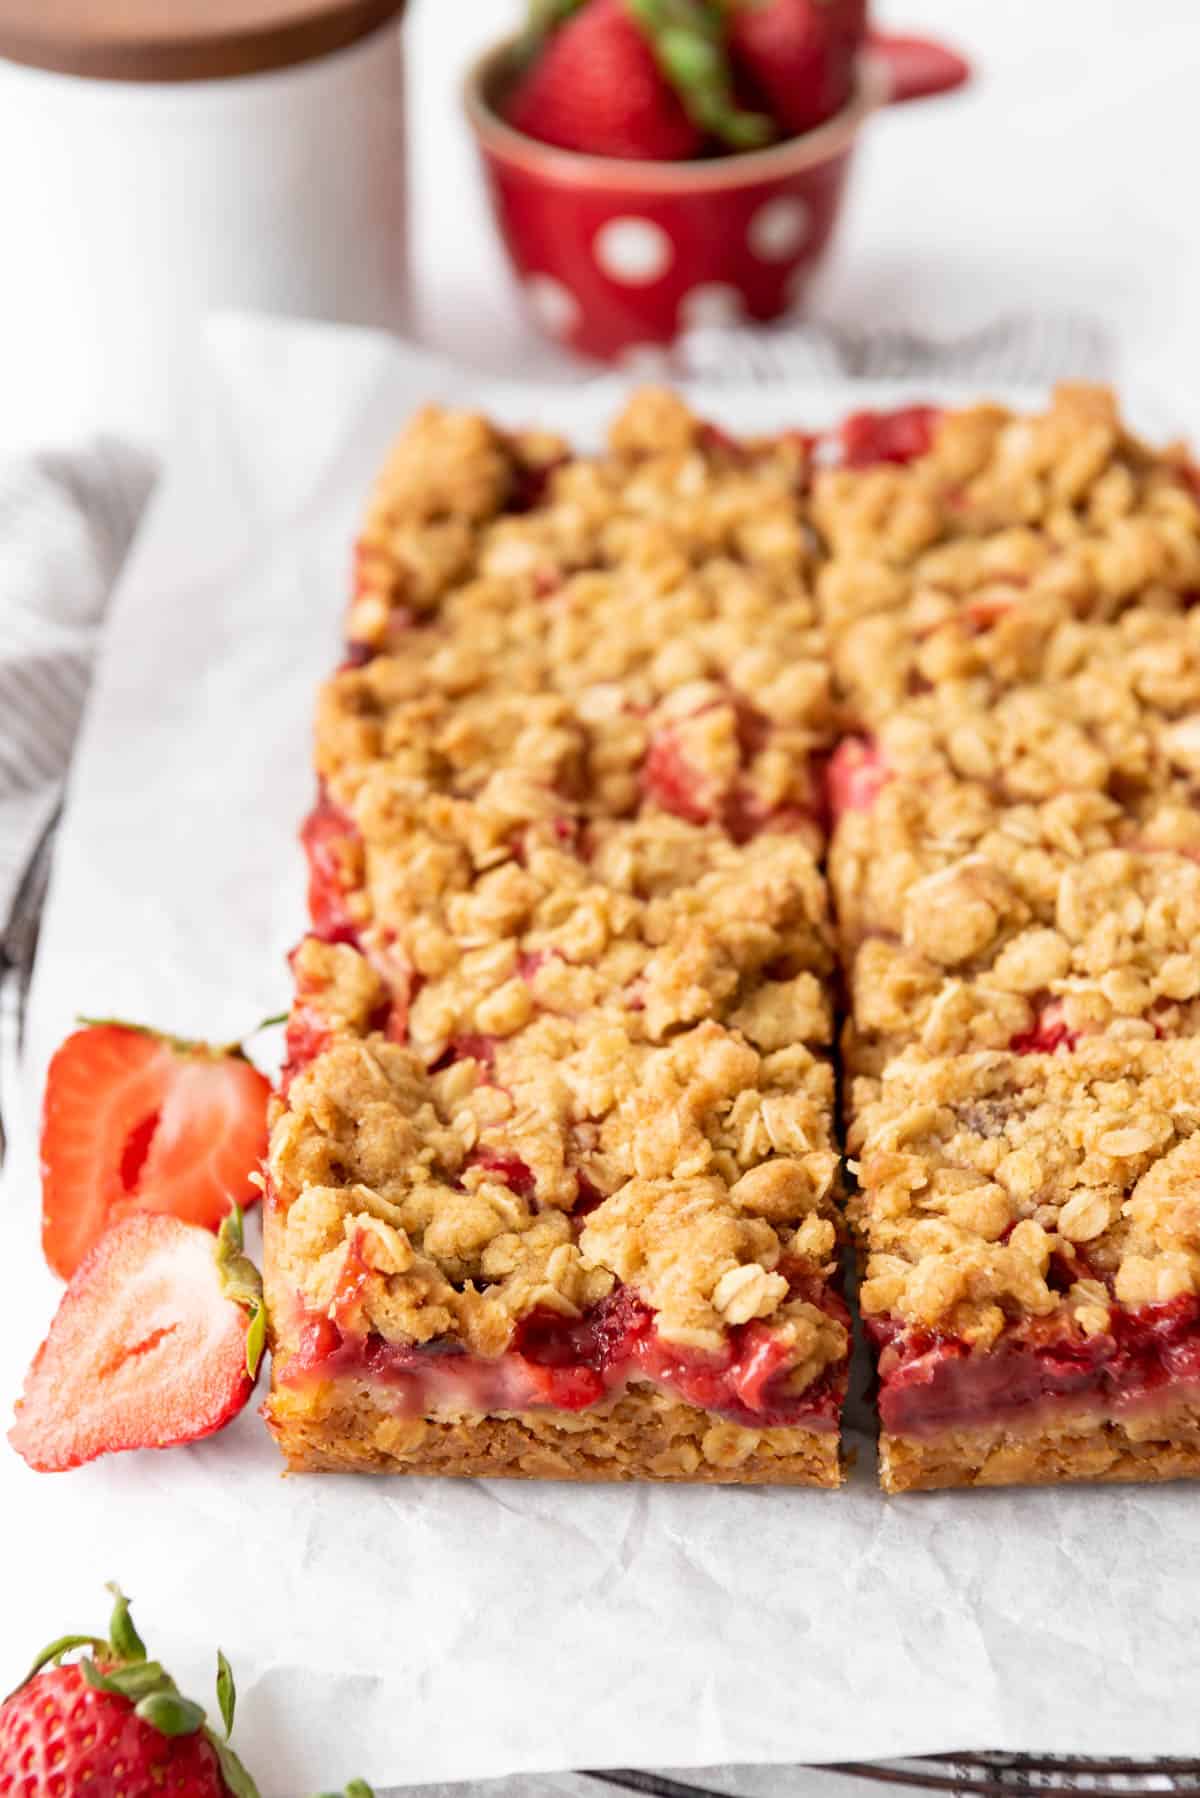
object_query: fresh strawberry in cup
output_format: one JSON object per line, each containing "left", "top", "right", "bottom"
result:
{"left": 41, "top": 1021, "right": 271, "bottom": 1280}
{"left": 9, "top": 1209, "right": 266, "bottom": 1473}
{"left": 506, "top": 0, "right": 772, "bottom": 160}
{"left": 727, "top": 0, "right": 865, "bottom": 137}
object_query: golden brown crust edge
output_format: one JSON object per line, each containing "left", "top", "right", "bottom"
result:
{"left": 880, "top": 1401, "right": 1200, "bottom": 1493}
{"left": 264, "top": 1375, "right": 843, "bottom": 1487}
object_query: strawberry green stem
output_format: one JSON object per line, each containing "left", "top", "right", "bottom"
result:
{"left": 627, "top": 0, "right": 776, "bottom": 147}
{"left": 106, "top": 1581, "right": 147, "bottom": 1662}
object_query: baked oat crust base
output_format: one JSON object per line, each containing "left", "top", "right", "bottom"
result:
{"left": 881, "top": 1400, "right": 1200, "bottom": 1492}
{"left": 265, "top": 1374, "right": 843, "bottom": 1487}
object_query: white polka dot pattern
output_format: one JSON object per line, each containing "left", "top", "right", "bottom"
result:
{"left": 525, "top": 274, "right": 580, "bottom": 338}
{"left": 748, "top": 196, "right": 812, "bottom": 262}
{"left": 594, "top": 217, "right": 674, "bottom": 284}
{"left": 678, "top": 284, "right": 746, "bottom": 329}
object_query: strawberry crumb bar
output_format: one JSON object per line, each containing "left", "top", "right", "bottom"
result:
{"left": 265, "top": 393, "right": 849, "bottom": 1484}
{"left": 266, "top": 382, "right": 1200, "bottom": 1493}
{"left": 848, "top": 1042, "right": 1200, "bottom": 1491}
{"left": 265, "top": 939, "right": 846, "bottom": 1482}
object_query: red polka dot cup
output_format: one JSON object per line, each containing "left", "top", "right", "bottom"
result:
{"left": 465, "top": 33, "right": 970, "bottom": 364}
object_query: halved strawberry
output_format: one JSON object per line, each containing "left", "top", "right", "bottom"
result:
{"left": 41, "top": 1024, "right": 270, "bottom": 1281}
{"left": 10, "top": 1213, "right": 262, "bottom": 1473}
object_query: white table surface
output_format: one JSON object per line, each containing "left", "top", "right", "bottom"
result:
{"left": 1, "top": 0, "right": 1199, "bottom": 452}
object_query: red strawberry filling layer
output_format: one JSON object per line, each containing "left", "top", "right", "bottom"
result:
{"left": 301, "top": 791, "right": 362, "bottom": 947}
{"left": 641, "top": 696, "right": 820, "bottom": 842}
{"left": 825, "top": 736, "right": 890, "bottom": 821}
{"left": 838, "top": 406, "right": 940, "bottom": 469}
{"left": 869, "top": 1294, "right": 1200, "bottom": 1439}
{"left": 288, "top": 1283, "right": 848, "bottom": 1430}
{"left": 1009, "top": 999, "right": 1079, "bottom": 1056}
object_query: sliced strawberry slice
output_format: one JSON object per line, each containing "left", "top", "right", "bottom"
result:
{"left": 10, "top": 1215, "right": 257, "bottom": 1472}
{"left": 41, "top": 1024, "right": 270, "bottom": 1281}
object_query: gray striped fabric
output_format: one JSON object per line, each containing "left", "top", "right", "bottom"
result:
{"left": 676, "top": 310, "right": 1114, "bottom": 387}
{"left": 0, "top": 440, "right": 155, "bottom": 920}
{"left": 0, "top": 440, "right": 155, "bottom": 1161}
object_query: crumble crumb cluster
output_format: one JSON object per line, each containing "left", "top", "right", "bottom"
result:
{"left": 265, "top": 383, "right": 1200, "bottom": 1492}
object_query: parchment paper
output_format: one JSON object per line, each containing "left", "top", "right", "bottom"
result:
{"left": 2, "top": 315, "right": 1196, "bottom": 1794}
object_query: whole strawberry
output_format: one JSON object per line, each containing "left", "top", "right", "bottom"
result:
{"left": 0, "top": 1586, "right": 376, "bottom": 1798}
{"left": 507, "top": 0, "right": 772, "bottom": 160}
{"left": 728, "top": 0, "right": 866, "bottom": 137}
{"left": 0, "top": 1586, "right": 255, "bottom": 1798}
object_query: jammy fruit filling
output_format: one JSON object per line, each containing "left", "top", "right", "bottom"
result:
{"left": 838, "top": 406, "right": 940, "bottom": 469}
{"left": 870, "top": 1294, "right": 1200, "bottom": 1438}
{"left": 1009, "top": 998, "right": 1078, "bottom": 1056}
{"left": 640, "top": 694, "right": 820, "bottom": 843}
{"left": 287, "top": 1283, "right": 848, "bottom": 1430}
{"left": 301, "top": 792, "right": 362, "bottom": 946}
{"left": 825, "top": 736, "right": 890, "bottom": 822}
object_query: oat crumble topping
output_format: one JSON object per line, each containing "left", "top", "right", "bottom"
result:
{"left": 270, "top": 384, "right": 1200, "bottom": 1469}
{"left": 848, "top": 1041, "right": 1200, "bottom": 1347}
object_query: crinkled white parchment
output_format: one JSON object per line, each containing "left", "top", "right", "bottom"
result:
{"left": 2, "top": 316, "right": 1197, "bottom": 1794}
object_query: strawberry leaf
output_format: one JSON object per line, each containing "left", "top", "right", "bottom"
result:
{"left": 135, "top": 1690, "right": 207, "bottom": 1736}
{"left": 245, "top": 1303, "right": 268, "bottom": 1382}
{"left": 216, "top": 1649, "right": 236, "bottom": 1737}
{"left": 106, "top": 1582, "right": 147, "bottom": 1662}
{"left": 207, "top": 1731, "right": 264, "bottom": 1798}
{"left": 82, "top": 1659, "right": 173, "bottom": 1703}
{"left": 7, "top": 1635, "right": 107, "bottom": 1700}
{"left": 216, "top": 1205, "right": 266, "bottom": 1324}
{"left": 627, "top": 0, "right": 775, "bottom": 147}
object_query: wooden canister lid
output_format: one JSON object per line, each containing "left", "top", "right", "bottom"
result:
{"left": 0, "top": 0, "right": 408, "bottom": 83}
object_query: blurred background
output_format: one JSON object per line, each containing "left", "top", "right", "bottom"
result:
{"left": 408, "top": 0, "right": 1195, "bottom": 393}
{"left": 0, "top": 0, "right": 1196, "bottom": 453}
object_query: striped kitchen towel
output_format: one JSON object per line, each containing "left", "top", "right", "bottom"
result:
{"left": 675, "top": 308, "right": 1114, "bottom": 386}
{"left": 0, "top": 440, "right": 155, "bottom": 1160}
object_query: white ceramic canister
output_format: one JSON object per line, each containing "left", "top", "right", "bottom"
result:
{"left": 0, "top": 1, "right": 409, "bottom": 449}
